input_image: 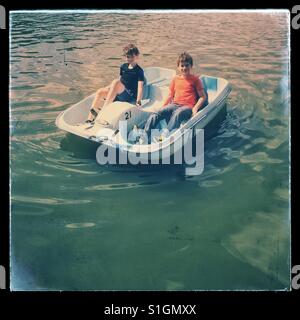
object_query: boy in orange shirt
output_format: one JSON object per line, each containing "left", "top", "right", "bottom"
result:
{"left": 144, "top": 52, "right": 208, "bottom": 140}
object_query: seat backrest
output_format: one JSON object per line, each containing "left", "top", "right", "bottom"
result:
{"left": 142, "top": 84, "right": 151, "bottom": 100}
{"left": 144, "top": 67, "right": 176, "bottom": 85}
{"left": 201, "top": 76, "right": 218, "bottom": 92}
{"left": 149, "top": 85, "right": 169, "bottom": 102}
{"left": 142, "top": 67, "right": 175, "bottom": 100}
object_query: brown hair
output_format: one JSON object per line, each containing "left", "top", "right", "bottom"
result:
{"left": 177, "top": 52, "right": 193, "bottom": 66}
{"left": 123, "top": 44, "right": 140, "bottom": 56}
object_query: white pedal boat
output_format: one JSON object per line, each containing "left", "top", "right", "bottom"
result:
{"left": 56, "top": 67, "right": 231, "bottom": 164}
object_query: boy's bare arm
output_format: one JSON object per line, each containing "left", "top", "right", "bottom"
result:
{"left": 162, "top": 91, "right": 174, "bottom": 107}
{"left": 136, "top": 81, "right": 144, "bottom": 106}
{"left": 192, "top": 89, "right": 207, "bottom": 116}
{"left": 162, "top": 79, "right": 175, "bottom": 107}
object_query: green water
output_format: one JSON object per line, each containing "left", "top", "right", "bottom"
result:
{"left": 10, "top": 11, "right": 290, "bottom": 290}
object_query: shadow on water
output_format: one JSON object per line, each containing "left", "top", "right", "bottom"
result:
{"left": 60, "top": 133, "right": 98, "bottom": 160}
{"left": 59, "top": 133, "right": 185, "bottom": 177}
{"left": 203, "top": 104, "right": 228, "bottom": 142}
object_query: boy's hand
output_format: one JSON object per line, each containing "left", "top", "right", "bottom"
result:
{"left": 192, "top": 106, "right": 199, "bottom": 116}
{"left": 136, "top": 100, "right": 142, "bottom": 107}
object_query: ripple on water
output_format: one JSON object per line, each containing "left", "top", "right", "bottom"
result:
{"left": 165, "top": 280, "right": 185, "bottom": 291}
{"left": 199, "top": 180, "right": 223, "bottom": 188}
{"left": 12, "top": 195, "right": 91, "bottom": 205}
{"left": 85, "top": 181, "right": 161, "bottom": 191}
{"left": 219, "top": 148, "right": 244, "bottom": 160}
{"left": 265, "top": 137, "right": 288, "bottom": 150}
{"left": 11, "top": 100, "right": 53, "bottom": 108}
{"left": 11, "top": 84, "right": 45, "bottom": 91}
{"left": 34, "top": 160, "right": 99, "bottom": 175}
{"left": 240, "top": 152, "right": 283, "bottom": 165}
{"left": 12, "top": 203, "right": 53, "bottom": 216}
{"left": 274, "top": 188, "right": 290, "bottom": 201}
{"left": 199, "top": 163, "right": 237, "bottom": 180}
{"left": 65, "top": 222, "right": 96, "bottom": 229}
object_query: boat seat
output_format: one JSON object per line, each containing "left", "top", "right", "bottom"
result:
{"left": 92, "top": 83, "right": 170, "bottom": 131}
{"left": 142, "top": 85, "right": 169, "bottom": 112}
{"left": 94, "top": 101, "right": 151, "bottom": 131}
{"left": 144, "top": 67, "right": 176, "bottom": 85}
{"left": 142, "top": 67, "right": 176, "bottom": 100}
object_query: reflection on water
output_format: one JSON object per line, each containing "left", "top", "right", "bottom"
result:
{"left": 222, "top": 211, "right": 290, "bottom": 286}
{"left": 10, "top": 11, "right": 290, "bottom": 290}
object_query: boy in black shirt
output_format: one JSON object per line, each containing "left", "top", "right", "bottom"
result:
{"left": 86, "top": 44, "right": 144, "bottom": 123}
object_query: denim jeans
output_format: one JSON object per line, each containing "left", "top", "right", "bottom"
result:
{"left": 144, "top": 104, "right": 192, "bottom": 136}
{"left": 144, "top": 88, "right": 209, "bottom": 135}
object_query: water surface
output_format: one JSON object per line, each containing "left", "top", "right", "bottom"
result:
{"left": 10, "top": 11, "right": 290, "bottom": 290}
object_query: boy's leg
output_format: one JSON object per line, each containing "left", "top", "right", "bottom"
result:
{"left": 144, "top": 104, "right": 179, "bottom": 137}
{"left": 86, "top": 85, "right": 110, "bottom": 121}
{"left": 167, "top": 106, "right": 192, "bottom": 131}
{"left": 91, "top": 86, "right": 110, "bottom": 110}
{"left": 103, "top": 79, "right": 125, "bottom": 107}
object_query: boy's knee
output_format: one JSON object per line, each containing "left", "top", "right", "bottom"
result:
{"left": 111, "top": 78, "right": 120, "bottom": 86}
{"left": 149, "top": 114, "right": 158, "bottom": 122}
{"left": 97, "top": 88, "right": 105, "bottom": 95}
{"left": 175, "top": 108, "right": 191, "bottom": 116}
{"left": 173, "top": 109, "right": 184, "bottom": 116}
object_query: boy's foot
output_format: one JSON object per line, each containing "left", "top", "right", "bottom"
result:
{"left": 153, "top": 135, "right": 164, "bottom": 143}
{"left": 85, "top": 108, "right": 99, "bottom": 123}
{"left": 153, "top": 128, "right": 170, "bottom": 143}
{"left": 136, "top": 133, "right": 148, "bottom": 145}
{"left": 137, "top": 136, "right": 145, "bottom": 145}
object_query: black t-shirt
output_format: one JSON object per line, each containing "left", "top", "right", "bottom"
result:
{"left": 120, "top": 63, "right": 144, "bottom": 99}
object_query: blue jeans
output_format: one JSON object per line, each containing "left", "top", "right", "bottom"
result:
{"left": 144, "top": 104, "right": 193, "bottom": 136}
{"left": 144, "top": 89, "right": 209, "bottom": 136}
